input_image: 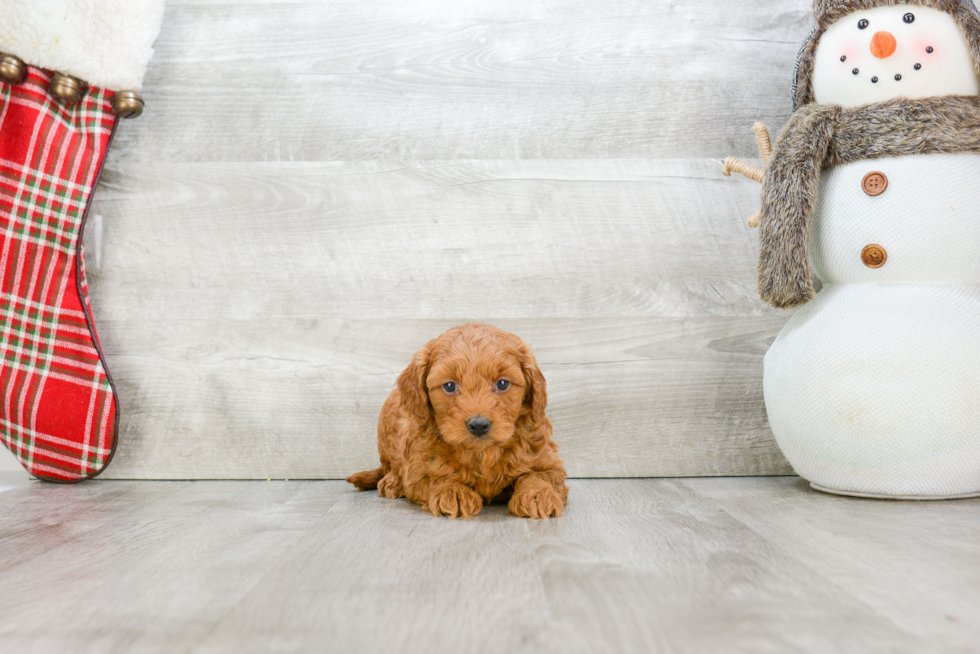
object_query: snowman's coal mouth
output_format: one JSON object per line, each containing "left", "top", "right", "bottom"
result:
{"left": 842, "top": 43, "right": 932, "bottom": 83}
{"left": 850, "top": 65, "right": 922, "bottom": 83}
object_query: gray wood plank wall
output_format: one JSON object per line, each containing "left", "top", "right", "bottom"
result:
{"left": 85, "top": 0, "right": 815, "bottom": 479}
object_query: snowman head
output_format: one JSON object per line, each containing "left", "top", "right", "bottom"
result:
{"left": 794, "top": 0, "right": 980, "bottom": 108}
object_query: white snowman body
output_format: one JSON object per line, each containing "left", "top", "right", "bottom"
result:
{"left": 763, "top": 5, "right": 980, "bottom": 497}
{"left": 765, "top": 154, "right": 980, "bottom": 497}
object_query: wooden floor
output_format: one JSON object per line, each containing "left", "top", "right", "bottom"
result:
{"left": 0, "top": 478, "right": 978, "bottom": 653}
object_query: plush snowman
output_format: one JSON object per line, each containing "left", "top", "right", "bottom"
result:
{"left": 745, "top": 0, "right": 980, "bottom": 498}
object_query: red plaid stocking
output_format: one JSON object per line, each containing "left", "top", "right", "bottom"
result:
{"left": 0, "top": 67, "right": 118, "bottom": 481}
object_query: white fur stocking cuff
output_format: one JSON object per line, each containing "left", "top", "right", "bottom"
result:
{"left": 0, "top": 0, "right": 166, "bottom": 91}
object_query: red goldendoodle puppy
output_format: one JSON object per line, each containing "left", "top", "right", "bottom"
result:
{"left": 347, "top": 323, "right": 568, "bottom": 518}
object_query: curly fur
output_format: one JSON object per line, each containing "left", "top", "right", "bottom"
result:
{"left": 347, "top": 323, "right": 568, "bottom": 519}
{"left": 759, "top": 95, "right": 980, "bottom": 307}
{"left": 794, "top": 0, "right": 980, "bottom": 108}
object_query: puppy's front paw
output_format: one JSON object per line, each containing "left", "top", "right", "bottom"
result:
{"left": 377, "top": 474, "right": 404, "bottom": 499}
{"left": 509, "top": 484, "right": 564, "bottom": 519}
{"left": 427, "top": 484, "right": 483, "bottom": 518}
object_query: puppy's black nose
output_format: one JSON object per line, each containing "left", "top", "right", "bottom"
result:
{"left": 466, "top": 416, "right": 491, "bottom": 437}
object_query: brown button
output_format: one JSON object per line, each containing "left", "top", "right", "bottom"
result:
{"left": 861, "top": 244, "right": 887, "bottom": 268}
{"left": 862, "top": 171, "right": 888, "bottom": 196}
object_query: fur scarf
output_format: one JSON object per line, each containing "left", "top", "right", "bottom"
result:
{"left": 758, "top": 95, "right": 980, "bottom": 308}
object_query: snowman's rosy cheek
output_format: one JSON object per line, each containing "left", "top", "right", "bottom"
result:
{"left": 837, "top": 43, "right": 860, "bottom": 65}
{"left": 912, "top": 37, "right": 936, "bottom": 56}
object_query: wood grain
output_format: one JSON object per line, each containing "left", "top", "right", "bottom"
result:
{"left": 112, "top": 0, "right": 813, "bottom": 164}
{"left": 689, "top": 477, "right": 980, "bottom": 649}
{"left": 76, "top": 0, "right": 817, "bottom": 478}
{"left": 1, "top": 479, "right": 977, "bottom": 652}
{"left": 0, "top": 480, "right": 347, "bottom": 651}
{"left": 86, "top": 159, "right": 791, "bottom": 479}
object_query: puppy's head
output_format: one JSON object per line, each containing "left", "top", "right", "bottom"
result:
{"left": 397, "top": 323, "right": 548, "bottom": 448}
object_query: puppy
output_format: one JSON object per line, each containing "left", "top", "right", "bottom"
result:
{"left": 347, "top": 323, "right": 568, "bottom": 519}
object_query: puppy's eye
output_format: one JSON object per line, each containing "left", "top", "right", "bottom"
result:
{"left": 858, "top": 19, "right": 869, "bottom": 29}
{"left": 495, "top": 379, "right": 510, "bottom": 391}
{"left": 904, "top": 13, "right": 915, "bottom": 23}
{"left": 442, "top": 382, "right": 457, "bottom": 394}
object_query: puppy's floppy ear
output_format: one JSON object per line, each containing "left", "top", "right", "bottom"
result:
{"left": 397, "top": 338, "right": 436, "bottom": 422}
{"left": 516, "top": 343, "right": 548, "bottom": 427}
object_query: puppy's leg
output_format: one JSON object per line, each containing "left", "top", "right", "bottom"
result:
{"left": 346, "top": 467, "right": 384, "bottom": 490}
{"left": 425, "top": 480, "right": 484, "bottom": 518}
{"left": 348, "top": 390, "right": 407, "bottom": 495}
{"left": 377, "top": 473, "right": 405, "bottom": 499}
{"left": 508, "top": 470, "right": 568, "bottom": 519}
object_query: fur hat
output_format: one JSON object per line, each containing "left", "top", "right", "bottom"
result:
{"left": 793, "top": 0, "right": 980, "bottom": 108}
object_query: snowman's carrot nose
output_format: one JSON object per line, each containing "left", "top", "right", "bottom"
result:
{"left": 870, "top": 31, "right": 897, "bottom": 58}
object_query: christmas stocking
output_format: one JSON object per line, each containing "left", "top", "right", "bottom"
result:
{"left": 0, "top": 1, "right": 164, "bottom": 481}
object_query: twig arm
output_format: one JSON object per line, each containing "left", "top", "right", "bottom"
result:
{"left": 753, "top": 122, "right": 772, "bottom": 163}
{"left": 722, "top": 157, "right": 763, "bottom": 183}
{"left": 722, "top": 122, "right": 771, "bottom": 228}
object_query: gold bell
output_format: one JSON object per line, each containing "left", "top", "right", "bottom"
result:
{"left": 0, "top": 54, "right": 27, "bottom": 84}
{"left": 112, "top": 90, "right": 144, "bottom": 118}
{"left": 49, "top": 73, "right": 85, "bottom": 105}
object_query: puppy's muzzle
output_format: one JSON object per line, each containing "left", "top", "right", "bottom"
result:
{"left": 466, "top": 416, "right": 491, "bottom": 437}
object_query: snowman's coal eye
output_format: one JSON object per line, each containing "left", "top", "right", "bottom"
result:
{"left": 904, "top": 13, "right": 915, "bottom": 23}
{"left": 858, "top": 19, "right": 869, "bottom": 29}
